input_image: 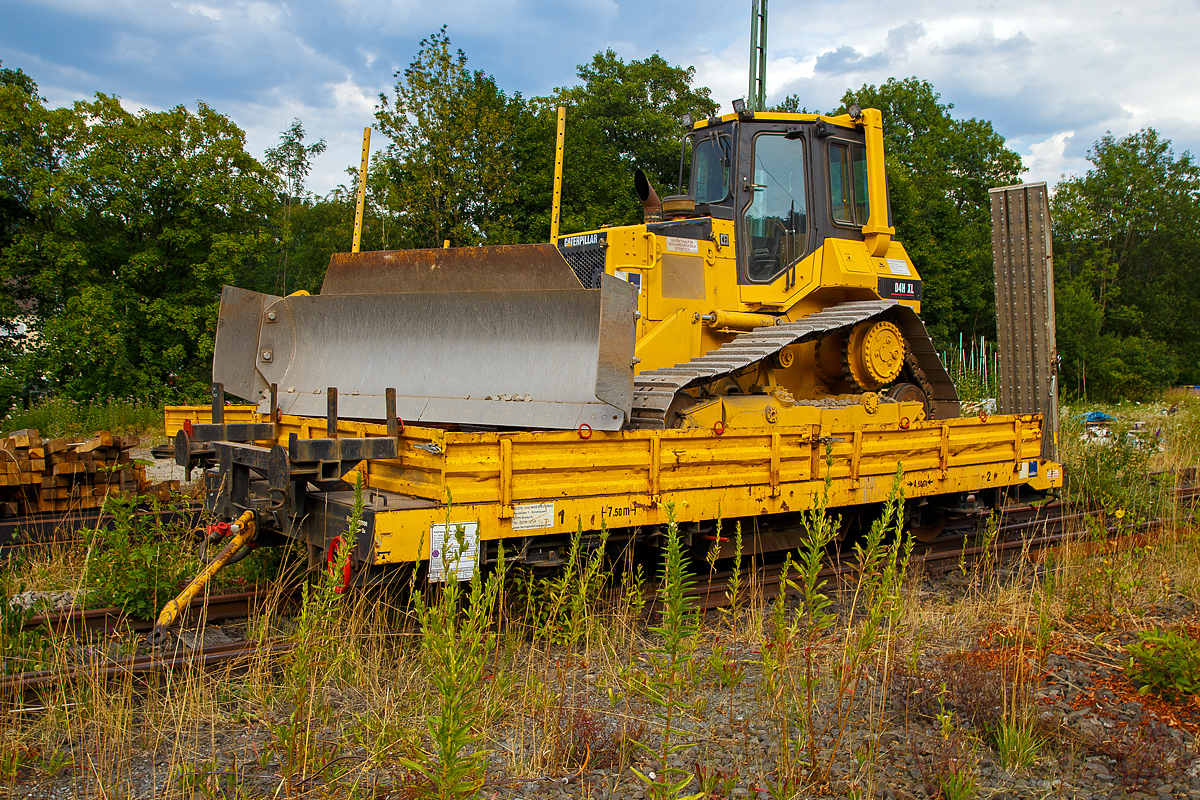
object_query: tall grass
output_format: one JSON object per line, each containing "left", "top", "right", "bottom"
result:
{"left": 1, "top": 390, "right": 1199, "bottom": 797}
{"left": 2, "top": 396, "right": 163, "bottom": 439}
{"left": 943, "top": 338, "right": 999, "bottom": 402}
{"left": 1056, "top": 391, "right": 1200, "bottom": 515}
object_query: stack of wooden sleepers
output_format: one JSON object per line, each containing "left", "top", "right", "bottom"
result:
{"left": 0, "top": 428, "right": 171, "bottom": 516}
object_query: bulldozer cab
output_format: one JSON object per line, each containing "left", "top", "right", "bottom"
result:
{"left": 673, "top": 112, "right": 887, "bottom": 293}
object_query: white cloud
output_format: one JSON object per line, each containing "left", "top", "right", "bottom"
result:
{"left": 177, "top": 3, "right": 223, "bottom": 22}
{"left": 244, "top": 1, "right": 282, "bottom": 24}
{"left": 329, "top": 77, "right": 375, "bottom": 114}
{"left": 1018, "top": 131, "right": 1081, "bottom": 186}
{"left": 116, "top": 95, "right": 165, "bottom": 114}
{"left": 4, "top": 0, "right": 1200, "bottom": 194}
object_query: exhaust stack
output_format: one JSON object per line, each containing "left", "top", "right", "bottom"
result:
{"left": 634, "top": 169, "right": 662, "bottom": 222}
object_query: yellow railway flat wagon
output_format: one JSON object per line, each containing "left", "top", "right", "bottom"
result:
{"left": 169, "top": 404, "right": 1059, "bottom": 572}
{"left": 164, "top": 405, "right": 259, "bottom": 435}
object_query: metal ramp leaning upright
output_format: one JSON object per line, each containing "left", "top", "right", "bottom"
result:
{"left": 990, "top": 182, "right": 1059, "bottom": 462}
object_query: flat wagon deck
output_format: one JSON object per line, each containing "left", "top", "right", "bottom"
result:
{"left": 166, "top": 403, "right": 1061, "bottom": 573}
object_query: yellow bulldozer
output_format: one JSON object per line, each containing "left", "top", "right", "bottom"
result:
{"left": 158, "top": 103, "right": 1060, "bottom": 624}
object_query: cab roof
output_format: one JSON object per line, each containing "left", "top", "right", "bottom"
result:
{"left": 692, "top": 110, "right": 862, "bottom": 132}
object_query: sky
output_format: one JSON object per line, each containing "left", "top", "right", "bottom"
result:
{"left": 2, "top": 0, "right": 1198, "bottom": 196}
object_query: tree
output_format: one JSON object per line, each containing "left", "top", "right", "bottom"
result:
{"left": 769, "top": 94, "right": 813, "bottom": 114}
{"left": 371, "top": 33, "right": 717, "bottom": 250}
{"left": 283, "top": 188, "right": 356, "bottom": 294}
{"left": 0, "top": 64, "right": 84, "bottom": 409}
{"left": 548, "top": 51, "right": 717, "bottom": 234}
{"left": 374, "top": 27, "right": 531, "bottom": 248}
{"left": 1053, "top": 128, "right": 1200, "bottom": 398}
{"left": 0, "top": 63, "right": 41, "bottom": 258}
{"left": 264, "top": 118, "right": 326, "bottom": 294}
{"left": 0, "top": 81, "right": 276, "bottom": 402}
{"left": 837, "top": 79, "right": 1024, "bottom": 347}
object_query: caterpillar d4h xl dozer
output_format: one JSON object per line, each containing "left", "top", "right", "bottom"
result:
{"left": 165, "top": 105, "right": 1061, "bottom": 601}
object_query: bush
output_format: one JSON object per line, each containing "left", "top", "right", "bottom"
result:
{"left": 1058, "top": 410, "right": 1165, "bottom": 516}
{"left": 1103, "top": 337, "right": 1179, "bottom": 401}
{"left": 1125, "top": 628, "right": 1200, "bottom": 700}
{"left": 83, "top": 496, "right": 198, "bottom": 621}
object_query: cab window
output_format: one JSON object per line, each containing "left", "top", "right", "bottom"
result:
{"left": 743, "top": 133, "right": 808, "bottom": 282}
{"left": 692, "top": 132, "right": 732, "bottom": 204}
{"left": 829, "top": 141, "right": 869, "bottom": 225}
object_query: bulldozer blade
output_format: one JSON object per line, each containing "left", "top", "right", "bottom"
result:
{"left": 218, "top": 274, "right": 637, "bottom": 431}
{"left": 321, "top": 243, "right": 585, "bottom": 295}
{"left": 212, "top": 285, "right": 281, "bottom": 403}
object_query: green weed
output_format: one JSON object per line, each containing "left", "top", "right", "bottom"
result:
{"left": 990, "top": 716, "right": 1042, "bottom": 769}
{"left": 521, "top": 521, "right": 610, "bottom": 646}
{"left": 268, "top": 473, "right": 364, "bottom": 794}
{"left": 402, "top": 496, "right": 507, "bottom": 799}
{"left": 945, "top": 344, "right": 999, "bottom": 403}
{"left": 1059, "top": 408, "right": 1167, "bottom": 517}
{"left": 778, "top": 446, "right": 842, "bottom": 782}
{"left": 3, "top": 396, "right": 163, "bottom": 439}
{"left": 0, "top": 742, "right": 31, "bottom": 783}
{"left": 0, "top": 581, "right": 49, "bottom": 674}
{"left": 1126, "top": 628, "right": 1200, "bottom": 700}
{"left": 938, "top": 770, "right": 979, "bottom": 800}
{"left": 631, "top": 503, "right": 703, "bottom": 800}
{"left": 927, "top": 687, "right": 978, "bottom": 800}
{"left": 82, "top": 495, "right": 197, "bottom": 620}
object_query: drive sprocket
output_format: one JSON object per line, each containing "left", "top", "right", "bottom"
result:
{"left": 844, "top": 319, "right": 906, "bottom": 391}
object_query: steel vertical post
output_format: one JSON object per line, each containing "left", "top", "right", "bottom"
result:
{"left": 748, "top": 0, "right": 760, "bottom": 109}
{"left": 756, "top": 0, "right": 768, "bottom": 110}
{"left": 550, "top": 107, "right": 566, "bottom": 242}
{"left": 352, "top": 127, "right": 371, "bottom": 254}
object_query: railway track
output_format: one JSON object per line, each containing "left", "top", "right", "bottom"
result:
{"left": 679, "top": 468, "right": 1199, "bottom": 612}
{"left": 1, "top": 469, "right": 1196, "bottom": 693}
{"left": 0, "top": 501, "right": 203, "bottom": 557}
{"left": 0, "top": 638, "right": 291, "bottom": 693}
{"left": 20, "top": 587, "right": 294, "bottom": 635}
{"left": 2, "top": 587, "right": 296, "bottom": 695}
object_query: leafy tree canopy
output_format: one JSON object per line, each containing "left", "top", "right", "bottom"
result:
{"left": 1053, "top": 128, "right": 1200, "bottom": 398}
{"left": 374, "top": 27, "right": 532, "bottom": 248}
{"left": 368, "top": 32, "right": 716, "bottom": 249}
{"left": 0, "top": 75, "right": 276, "bottom": 404}
{"left": 547, "top": 50, "right": 718, "bottom": 233}
{"left": 264, "top": 118, "right": 326, "bottom": 295}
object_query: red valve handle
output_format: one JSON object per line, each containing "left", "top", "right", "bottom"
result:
{"left": 326, "top": 536, "right": 353, "bottom": 594}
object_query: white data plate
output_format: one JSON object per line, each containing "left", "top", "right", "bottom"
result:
{"left": 428, "top": 521, "right": 479, "bottom": 582}
{"left": 512, "top": 502, "right": 555, "bottom": 531}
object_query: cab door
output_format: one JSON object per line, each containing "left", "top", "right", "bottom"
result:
{"left": 737, "top": 129, "right": 814, "bottom": 305}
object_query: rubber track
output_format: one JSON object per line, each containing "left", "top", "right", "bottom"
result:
{"left": 629, "top": 299, "right": 953, "bottom": 429}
